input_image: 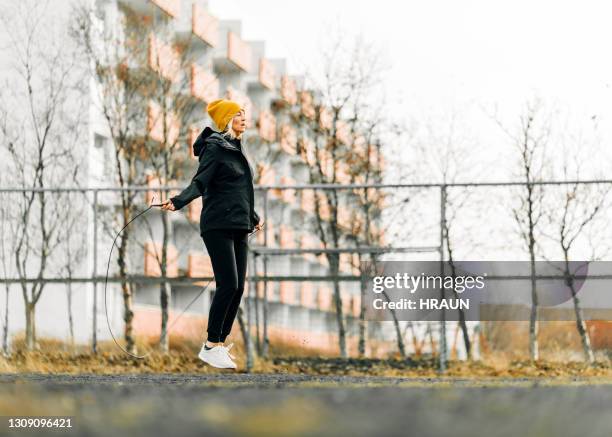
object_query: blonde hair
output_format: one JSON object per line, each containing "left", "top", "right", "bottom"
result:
{"left": 222, "top": 113, "right": 243, "bottom": 140}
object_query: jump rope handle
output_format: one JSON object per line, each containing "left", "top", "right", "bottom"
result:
{"left": 149, "top": 193, "right": 163, "bottom": 208}
{"left": 149, "top": 193, "right": 169, "bottom": 208}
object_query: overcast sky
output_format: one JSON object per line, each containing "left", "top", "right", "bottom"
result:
{"left": 208, "top": 0, "right": 612, "bottom": 181}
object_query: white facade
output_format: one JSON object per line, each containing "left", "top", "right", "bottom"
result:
{"left": 0, "top": 0, "right": 455, "bottom": 358}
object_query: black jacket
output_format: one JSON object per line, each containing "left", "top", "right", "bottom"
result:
{"left": 170, "top": 127, "right": 260, "bottom": 235}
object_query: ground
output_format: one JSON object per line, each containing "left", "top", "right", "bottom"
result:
{"left": 1, "top": 373, "right": 612, "bottom": 437}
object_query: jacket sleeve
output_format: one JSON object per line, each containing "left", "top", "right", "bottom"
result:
{"left": 170, "top": 144, "right": 220, "bottom": 210}
{"left": 252, "top": 209, "right": 261, "bottom": 226}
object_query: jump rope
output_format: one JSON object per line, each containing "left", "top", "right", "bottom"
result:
{"left": 103, "top": 195, "right": 264, "bottom": 359}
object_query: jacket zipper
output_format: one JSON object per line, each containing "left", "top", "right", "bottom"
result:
{"left": 218, "top": 141, "right": 256, "bottom": 227}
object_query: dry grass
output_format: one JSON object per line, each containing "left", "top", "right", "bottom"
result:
{"left": 1, "top": 334, "right": 610, "bottom": 379}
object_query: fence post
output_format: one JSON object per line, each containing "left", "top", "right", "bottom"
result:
{"left": 438, "top": 184, "right": 447, "bottom": 372}
{"left": 262, "top": 188, "right": 270, "bottom": 358}
{"left": 92, "top": 189, "right": 98, "bottom": 354}
{"left": 254, "top": 251, "right": 261, "bottom": 354}
{"left": 246, "top": 250, "right": 257, "bottom": 371}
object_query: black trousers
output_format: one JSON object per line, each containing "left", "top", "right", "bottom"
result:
{"left": 202, "top": 228, "right": 249, "bottom": 343}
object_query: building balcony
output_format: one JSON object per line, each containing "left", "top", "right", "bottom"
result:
{"left": 369, "top": 222, "right": 386, "bottom": 246}
{"left": 226, "top": 86, "right": 254, "bottom": 128}
{"left": 335, "top": 120, "right": 351, "bottom": 146}
{"left": 279, "top": 282, "right": 296, "bottom": 305}
{"left": 256, "top": 281, "right": 265, "bottom": 299}
{"left": 148, "top": 33, "right": 180, "bottom": 82}
{"left": 319, "top": 106, "right": 333, "bottom": 130}
{"left": 226, "top": 31, "right": 252, "bottom": 72}
{"left": 368, "top": 146, "right": 378, "bottom": 167}
{"left": 187, "top": 252, "right": 213, "bottom": 278}
{"left": 299, "top": 282, "right": 315, "bottom": 309}
{"left": 316, "top": 286, "right": 332, "bottom": 311}
{"left": 191, "top": 3, "right": 219, "bottom": 47}
{"left": 147, "top": 100, "right": 180, "bottom": 144}
{"left": 190, "top": 63, "right": 219, "bottom": 103}
{"left": 280, "top": 75, "right": 297, "bottom": 105}
{"left": 279, "top": 176, "right": 296, "bottom": 204}
{"left": 352, "top": 174, "right": 365, "bottom": 186}
{"left": 318, "top": 253, "right": 329, "bottom": 268}
{"left": 144, "top": 241, "right": 179, "bottom": 277}
{"left": 257, "top": 110, "right": 276, "bottom": 142}
{"left": 279, "top": 124, "right": 297, "bottom": 155}
{"left": 379, "top": 229, "right": 386, "bottom": 246}
{"left": 257, "top": 164, "right": 280, "bottom": 200}
{"left": 298, "top": 137, "right": 315, "bottom": 165}
{"left": 316, "top": 148, "right": 333, "bottom": 179}
{"left": 337, "top": 207, "right": 352, "bottom": 230}
{"left": 256, "top": 220, "right": 274, "bottom": 246}
{"left": 120, "top": 0, "right": 180, "bottom": 19}
{"left": 341, "top": 291, "right": 351, "bottom": 314}
{"left": 315, "top": 191, "right": 331, "bottom": 221}
{"left": 152, "top": 0, "right": 179, "bottom": 18}
{"left": 278, "top": 224, "right": 296, "bottom": 249}
{"left": 145, "top": 174, "right": 162, "bottom": 205}
{"left": 353, "top": 135, "right": 367, "bottom": 157}
{"left": 145, "top": 174, "right": 179, "bottom": 204}
{"left": 351, "top": 216, "right": 366, "bottom": 235}
{"left": 298, "top": 234, "right": 318, "bottom": 262}
{"left": 351, "top": 294, "right": 361, "bottom": 317}
{"left": 361, "top": 187, "right": 389, "bottom": 210}
{"left": 377, "top": 191, "right": 390, "bottom": 210}
{"left": 358, "top": 144, "right": 385, "bottom": 172}
{"left": 258, "top": 58, "right": 276, "bottom": 90}
{"left": 300, "top": 189, "right": 315, "bottom": 214}
{"left": 339, "top": 253, "right": 353, "bottom": 274}
{"left": 300, "top": 91, "right": 316, "bottom": 119}
{"left": 352, "top": 253, "right": 361, "bottom": 276}
{"left": 335, "top": 161, "right": 351, "bottom": 184}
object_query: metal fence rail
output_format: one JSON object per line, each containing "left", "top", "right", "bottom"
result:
{"left": 1, "top": 179, "right": 611, "bottom": 363}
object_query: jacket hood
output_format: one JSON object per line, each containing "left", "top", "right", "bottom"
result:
{"left": 193, "top": 126, "right": 241, "bottom": 157}
{"left": 193, "top": 126, "right": 216, "bottom": 157}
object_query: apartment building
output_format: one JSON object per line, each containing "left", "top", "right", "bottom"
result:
{"left": 0, "top": 0, "right": 467, "bottom": 359}
{"left": 116, "top": 0, "right": 394, "bottom": 355}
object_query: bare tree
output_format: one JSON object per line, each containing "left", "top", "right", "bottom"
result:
{"left": 269, "top": 29, "right": 421, "bottom": 359}
{"left": 137, "top": 15, "right": 207, "bottom": 354}
{"left": 413, "top": 108, "right": 487, "bottom": 359}
{"left": 0, "top": 188, "right": 14, "bottom": 356}
{"left": 541, "top": 118, "right": 611, "bottom": 364}
{"left": 0, "top": 108, "right": 12, "bottom": 355}
{"left": 352, "top": 131, "right": 385, "bottom": 357}
{"left": 247, "top": 122, "right": 292, "bottom": 358}
{"left": 274, "top": 33, "right": 390, "bottom": 358}
{"left": 492, "top": 98, "right": 551, "bottom": 361}
{"left": 71, "top": 3, "right": 155, "bottom": 354}
{"left": 0, "top": 0, "right": 87, "bottom": 351}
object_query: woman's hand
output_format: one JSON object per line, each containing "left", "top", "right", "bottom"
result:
{"left": 160, "top": 199, "right": 176, "bottom": 211}
{"left": 254, "top": 221, "right": 264, "bottom": 232}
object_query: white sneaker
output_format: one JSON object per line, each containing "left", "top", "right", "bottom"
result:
{"left": 198, "top": 343, "right": 237, "bottom": 369}
{"left": 224, "top": 343, "right": 237, "bottom": 361}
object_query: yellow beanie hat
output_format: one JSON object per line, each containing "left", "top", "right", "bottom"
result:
{"left": 206, "top": 99, "right": 242, "bottom": 131}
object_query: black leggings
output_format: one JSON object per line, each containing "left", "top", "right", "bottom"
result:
{"left": 202, "top": 228, "right": 249, "bottom": 343}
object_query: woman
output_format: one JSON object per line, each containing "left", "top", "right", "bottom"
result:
{"left": 160, "top": 98, "right": 263, "bottom": 369}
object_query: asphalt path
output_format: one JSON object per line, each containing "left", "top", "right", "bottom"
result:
{"left": 1, "top": 373, "right": 611, "bottom": 437}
